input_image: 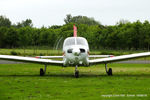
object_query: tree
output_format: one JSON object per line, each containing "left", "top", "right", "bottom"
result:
{"left": 64, "top": 14, "right": 101, "bottom": 26}
{"left": 64, "top": 14, "right": 72, "bottom": 24}
{"left": 0, "top": 15, "right": 11, "bottom": 27}
{"left": 50, "top": 25, "right": 62, "bottom": 29}
{"left": 143, "top": 20, "right": 150, "bottom": 50}
{"left": 116, "top": 19, "right": 130, "bottom": 27}
{"left": 16, "top": 19, "right": 33, "bottom": 28}
{"left": 18, "top": 27, "right": 33, "bottom": 55}
{"left": 4, "top": 27, "right": 19, "bottom": 48}
{"left": 0, "top": 27, "right": 8, "bottom": 47}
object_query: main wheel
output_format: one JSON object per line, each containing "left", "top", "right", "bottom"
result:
{"left": 40, "top": 68, "right": 45, "bottom": 76}
{"left": 107, "top": 68, "right": 112, "bottom": 76}
{"left": 75, "top": 70, "right": 79, "bottom": 78}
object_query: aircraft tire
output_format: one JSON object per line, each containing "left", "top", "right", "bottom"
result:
{"left": 75, "top": 70, "right": 79, "bottom": 78}
{"left": 108, "top": 68, "right": 112, "bottom": 76}
{"left": 40, "top": 68, "right": 45, "bottom": 76}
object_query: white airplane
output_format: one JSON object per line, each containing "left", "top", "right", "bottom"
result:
{"left": 0, "top": 25, "right": 150, "bottom": 78}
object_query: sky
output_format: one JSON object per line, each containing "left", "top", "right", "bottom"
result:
{"left": 0, "top": 0, "right": 150, "bottom": 27}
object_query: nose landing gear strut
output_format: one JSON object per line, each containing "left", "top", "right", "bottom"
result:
{"left": 75, "top": 65, "right": 79, "bottom": 78}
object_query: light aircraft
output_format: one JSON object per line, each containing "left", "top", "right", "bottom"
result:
{"left": 0, "top": 25, "right": 150, "bottom": 78}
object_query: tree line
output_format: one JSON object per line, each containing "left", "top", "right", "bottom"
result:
{"left": 0, "top": 14, "right": 150, "bottom": 50}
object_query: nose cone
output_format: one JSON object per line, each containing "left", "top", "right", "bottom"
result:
{"left": 73, "top": 48, "right": 80, "bottom": 56}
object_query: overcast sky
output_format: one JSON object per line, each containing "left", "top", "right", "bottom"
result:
{"left": 0, "top": 0, "right": 150, "bottom": 27}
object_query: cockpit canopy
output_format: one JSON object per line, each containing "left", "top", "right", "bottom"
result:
{"left": 63, "top": 37, "right": 88, "bottom": 47}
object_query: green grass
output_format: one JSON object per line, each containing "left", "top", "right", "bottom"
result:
{"left": 0, "top": 48, "right": 62, "bottom": 56}
{"left": 0, "top": 63, "right": 150, "bottom": 100}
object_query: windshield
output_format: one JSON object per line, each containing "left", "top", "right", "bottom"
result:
{"left": 64, "top": 38, "right": 75, "bottom": 47}
{"left": 76, "top": 38, "right": 87, "bottom": 45}
{"left": 63, "top": 37, "right": 88, "bottom": 47}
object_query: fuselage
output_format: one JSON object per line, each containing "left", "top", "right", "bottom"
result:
{"left": 63, "top": 37, "right": 89, "bottom": 66}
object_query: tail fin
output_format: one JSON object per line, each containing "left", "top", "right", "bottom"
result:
{"left": 73, "top": 25, "right": 77, "bottom": 37}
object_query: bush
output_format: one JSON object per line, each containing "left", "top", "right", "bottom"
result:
{"left": 40, "top": 53, "right": 44, "bottom": 56}
{"left": 10, "top": 51, "right": 17, "bottom": 55}
{"left": 100, "top": 51, "right": 110, "bottom": 55}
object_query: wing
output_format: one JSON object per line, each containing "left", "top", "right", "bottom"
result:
{"left": 35, "top": 56, "right": 63, "bottom": 59}
{"left": 89, "top": 52, "right": 150, "bottom": 64}
{"left": 0, "top": 55, "right": 63, "bottom": 65}
{"left": 89, "top": 55, "right": 114, "bottom": 58}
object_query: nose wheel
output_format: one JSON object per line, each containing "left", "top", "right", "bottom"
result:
{"left": 75, "top": 65, "right": 79, "bottom": 78}
{"left": 75, "top": 70, "right": 79, "bottom": 78}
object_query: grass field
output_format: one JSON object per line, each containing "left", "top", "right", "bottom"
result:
{"left": 0, "top": 63, "right": 150, "bottom": 100}
{"left": 0, "top": 49, "right": 62, "bottom": 56}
